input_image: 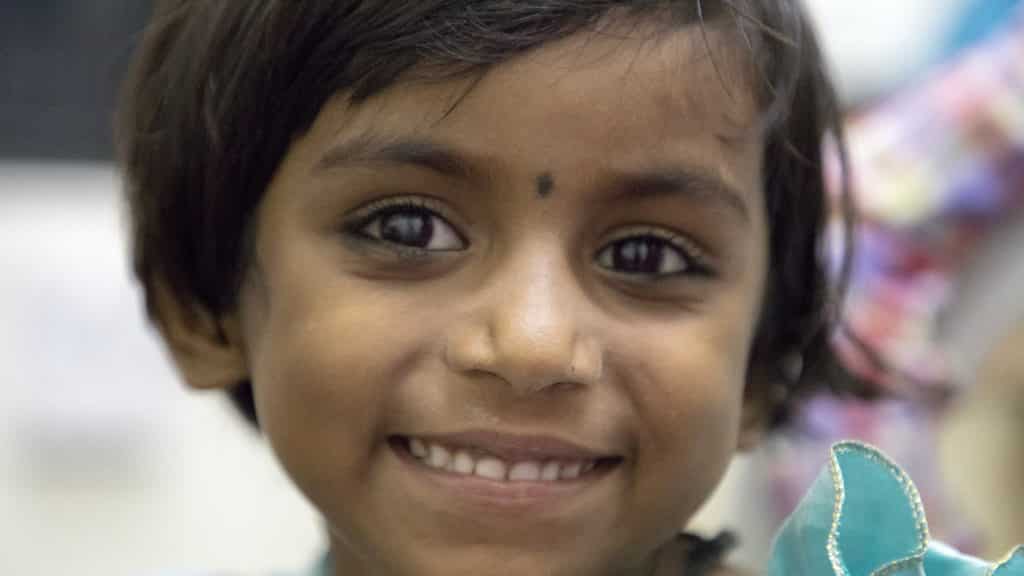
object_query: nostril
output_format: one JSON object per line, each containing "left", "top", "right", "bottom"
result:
{"left": 543, "top": 381, "right": 584, "bottom": 395}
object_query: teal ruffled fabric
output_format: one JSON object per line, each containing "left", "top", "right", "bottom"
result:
{"left": 768, "top": 441, "right": 1024, "bottom": 576}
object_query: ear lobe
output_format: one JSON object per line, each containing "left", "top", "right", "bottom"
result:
{"left": 152, "top": 282, "right": 249, "bottom": 391}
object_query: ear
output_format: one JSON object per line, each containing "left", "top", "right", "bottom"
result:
{"left": 152, "top": 282, "right": 249, "bottom": 390}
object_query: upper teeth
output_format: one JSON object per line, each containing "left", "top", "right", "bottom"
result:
{"left": 408, "top": 437, "right": 596, "bottom": 482}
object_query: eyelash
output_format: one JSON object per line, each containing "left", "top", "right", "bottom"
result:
{"left": 342, "top": 197, "right": 714, "bottom": 277}
{"left": 596, "top": 226, "right": 714, "bottom": 279}
{"left": 342, "top": 196, "right": 467, "bottom": 258}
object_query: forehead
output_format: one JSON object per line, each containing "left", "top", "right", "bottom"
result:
{"left": 488, "top": 19, "right": 758, "bottom": 131}
{"left": 305, "top": 18, "right": 762, "bottom": 192}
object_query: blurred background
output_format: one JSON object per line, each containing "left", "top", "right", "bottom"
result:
{"left": 1, "top": 1, "right": 1022, "bottom": 574}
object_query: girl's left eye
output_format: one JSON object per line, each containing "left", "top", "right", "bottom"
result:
{"left": 352, "top": 204, "right": 466, "bottom": 251}
{"left": 595, "top": 233, "right": 708, "bottom": 278}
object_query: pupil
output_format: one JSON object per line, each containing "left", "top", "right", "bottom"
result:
{"left": 615, "top": 239, "right": 662, "bottom": 273}
{"left": 381, "top": 209, "right": 432, "bottom": 247}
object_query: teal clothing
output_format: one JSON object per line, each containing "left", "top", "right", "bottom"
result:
{"left": 768, "top": 441, "right": 1024, "bottom": 576}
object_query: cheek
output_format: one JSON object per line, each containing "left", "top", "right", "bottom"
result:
{"left": 245, "top": 283, "right": 414, "bottom": 490}
{"left": 627, "top": 286, "right": 760, "bottom": 433}
{"left": 611, "top": 303, "right": 757, "bottom": 520}
{"left": 632, "top": 320, "right": 747, "bottom": 456}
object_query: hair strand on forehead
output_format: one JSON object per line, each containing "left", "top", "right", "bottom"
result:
{"left": 722, "top": 0, "right": 799, "bottom": 48}
{"left": 695, "top": 0, "right": 737, "bottom": 103}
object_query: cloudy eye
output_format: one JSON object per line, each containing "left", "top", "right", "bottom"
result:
{"left": 595, "top": 229, "right": 711, "bottom": 279}
{"left": 596, "top": 237, "right": 685, "bottom": 276}
{"left": 357, "top": 205, "right": 465, "bottom": 251}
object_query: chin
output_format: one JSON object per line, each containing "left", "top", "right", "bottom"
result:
{"left": 396, "top": 549, "right": 611, "bottom": 576}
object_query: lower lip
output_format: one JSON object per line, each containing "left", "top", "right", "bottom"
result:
{"left": 389, "top": 440, "right": 620, "bottom": 513}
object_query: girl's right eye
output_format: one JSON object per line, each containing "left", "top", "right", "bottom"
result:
{"left": 346, "top": 199, "right": 467, "bottom": 253}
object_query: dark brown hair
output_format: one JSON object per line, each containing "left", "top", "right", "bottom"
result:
{"left": 118, "top": 0, "right": 864, "bottom": 430}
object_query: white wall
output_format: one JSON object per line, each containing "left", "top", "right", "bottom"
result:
{"left": 801, "top": 0, "right": 972, "bottom": 103}
{"left": 0, "top": 164, "right": 323, "bottom": 576}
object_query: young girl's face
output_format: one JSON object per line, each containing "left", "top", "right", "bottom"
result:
{"left": 236, "top": 21, "right": 767, "bottom": 576}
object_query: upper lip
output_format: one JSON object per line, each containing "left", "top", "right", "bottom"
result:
{"left": 404, "top": 430, "right": 619, "bottom": 462}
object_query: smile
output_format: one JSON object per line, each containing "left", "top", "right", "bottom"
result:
{"left": 390, "top": 432, "right": 623, "bottom": 485}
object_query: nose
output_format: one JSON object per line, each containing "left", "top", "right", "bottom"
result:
{"left": 444, "top": 248, "right": 603, "bottom": 395}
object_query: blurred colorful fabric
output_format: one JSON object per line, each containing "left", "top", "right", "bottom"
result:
{"left": 770, "top": 3, "right": 1024, "bottom": 553}
{"left": 831, "top": 3, "right": 1024, "bottom": 394}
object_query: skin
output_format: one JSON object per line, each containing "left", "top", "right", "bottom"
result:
{"left": 164, "top": 19, "right": 768, "bottom": 576}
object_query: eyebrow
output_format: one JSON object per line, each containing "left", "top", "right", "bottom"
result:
{"left": 315, "top": 135, "right": 750, "bottom": 222}
{"left": 314, "top": 135, "right": 475, "bottom": 180}
{"left": 607, "top": 168, "right": 751, "bottom": 224}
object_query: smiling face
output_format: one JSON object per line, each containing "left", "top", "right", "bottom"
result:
{"left": 229, "top": 20, "right": 767, "bottom": 576}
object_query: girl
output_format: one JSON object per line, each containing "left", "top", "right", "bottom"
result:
{"left": 117, "top": 1, "right": 1021, "bottom": 574}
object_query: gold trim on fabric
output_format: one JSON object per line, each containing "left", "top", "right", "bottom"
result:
{"left": 987, "top": 545, "right": 1024, "bottom": 576}
{"left": 823, "top": 441, "right": 931, "bottom": 576}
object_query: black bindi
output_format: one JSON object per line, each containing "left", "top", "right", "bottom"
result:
{"left": 535, "top": 172, "right": 555, "bottom": 198}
